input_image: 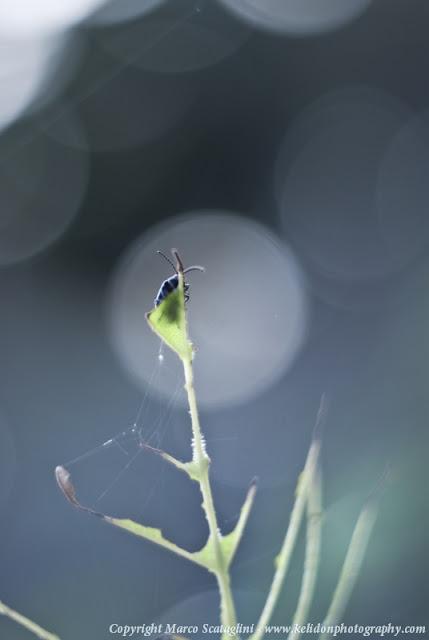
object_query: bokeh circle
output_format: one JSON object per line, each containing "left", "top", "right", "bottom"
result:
{"left": 376, "top": 110, "right": 429, "bottom": 268}
{"left": 0, "top": 32, "right": 82, "bottom": 135}
{"left": 96, "top": 0, "right": 251, "bottom": 74}
{"left": 89, "top": 0, "right": 165, "bottom": 27}
{"left": 0, "top": 414, "right": 18, "bottom": 510}
{"left": 219, "top": 0, "right": 372, "bottom": 36}
{"left": 108, "top": 212, "right": 307, "bottom": 409}
{"left": 275, "top": 87, "right": 416, "bottom": 285}
{"left": 0, "top": 114, "right": 90, "bottom": 265}
{"left": 0, "top": 0, "right": 106, "bottom": 36}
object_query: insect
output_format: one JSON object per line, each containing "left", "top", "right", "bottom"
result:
{"left": 154, "top": 249, "right": 204, "bottom": 307}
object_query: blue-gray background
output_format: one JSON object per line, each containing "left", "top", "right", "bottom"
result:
{"left": 0, "top": 1, "right": 428, "bottom": 638}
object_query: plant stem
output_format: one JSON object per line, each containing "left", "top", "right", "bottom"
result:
{"left": 250, "top": 437, "right": 320, "bottom": 640}
{"left": 0, "top": 600, "right": 60, "bottom": 640}
{"left": 288, "top": 465, "right": 322, "bottom": 640}
{"left": 182, "top": 355, "right": 238, "bottom": 635}
{"left": 319, "top": 496, "right": 379, "bottom": 640}
{"left": 104, "top": 515, "right": 215, "bottom": 568}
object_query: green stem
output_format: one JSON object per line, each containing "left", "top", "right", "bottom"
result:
{"left": 288, "top": 465, "right": 322, "bottom": 640}
{"left": 178, "top": 265, "right": 238, "bottom": 637}
{"left": 182, "top": 355, "right": 238, "bottom": 636}
{"left": 0, "top": 600, "right": 60, "bottom": 640}
{"left": 319, "top": 497, "right": 379, "bottom": 640}
{"left": 104, "top": 515, "right": 213, "bottom": 569}
{"left": 250, "top": 437, "right": 320, "bottom": 640}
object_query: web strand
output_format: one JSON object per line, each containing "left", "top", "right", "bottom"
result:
{"left": 61, "top": 352, "right": 184, "bottom": 512}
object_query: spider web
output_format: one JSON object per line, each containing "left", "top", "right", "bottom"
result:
{"left": 60, "top": 343, "right": 186, "bottom": 518}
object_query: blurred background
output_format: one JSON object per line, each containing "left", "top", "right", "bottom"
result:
{"left": 0, "top": 0, "right": 428, "bottom": 638}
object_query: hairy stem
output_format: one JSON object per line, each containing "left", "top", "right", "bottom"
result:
{"left": 319, "top": 497, "right": 379, "bottom": 640}
{"left": 288, "top": 465, "right": 322, "bottom": 640}
{"left": 0, "top": 600, "right": 60, "bottom": 640}
{"left": 251, "top": 437, "right": 320, "bottom": 640}
{"left": 182, "top": 355, "right": 238, "bottom": 636}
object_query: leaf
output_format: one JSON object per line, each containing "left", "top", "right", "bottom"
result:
{"left": 146, "top": 275, "right": 192, "bottom": 361}
{"left": 219, "top": 480, "right": 257, "bottom": 568}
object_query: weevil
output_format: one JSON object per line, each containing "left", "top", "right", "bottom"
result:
{"left": 154, "top": 249, "right": 204, "bottom": 307}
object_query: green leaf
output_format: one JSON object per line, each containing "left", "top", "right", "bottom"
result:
{"left": 219, "top": 481, "right": 257, "bottom": 568}
{"left": 146, "top": 275, "right": 192, "bottom": 361}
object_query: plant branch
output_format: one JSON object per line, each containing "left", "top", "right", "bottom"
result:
{"left": 55, "top": 466, "right": 213, "bottom": 570}
{"left": 288, "top": 464, "right": 322, "bottom": 640}
{"left": 222, "top": 480, "right": 257, "bottom": 568}
{"left": 250, "top": 436, "right": 320, "bottom": 640}
{"left": 0, "top": 600, "right": 60, "bottom": 640}
{"left": 182, "top": 354, "right": 238, "bottom": 635}
{"left": 179, "top": 270, "right": 238, "bottom": 637}
{"left": 104, "top": 516, "right": 213, "bottom": 568}
{"left": 319, "top": 496, "right": 379, "bottom": 640}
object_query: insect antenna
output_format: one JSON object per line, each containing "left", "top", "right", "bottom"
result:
{"left": 158, "top": 248, "right": 205, "bottom": 275}
{"left": 157, "top": 250, "right": 177, "bottom": 273}
{"left": 171, "top": 248, "right": 184, "bottom": 273}
{"left": 183, "top": 265, "right": 205, "bottom": 274}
